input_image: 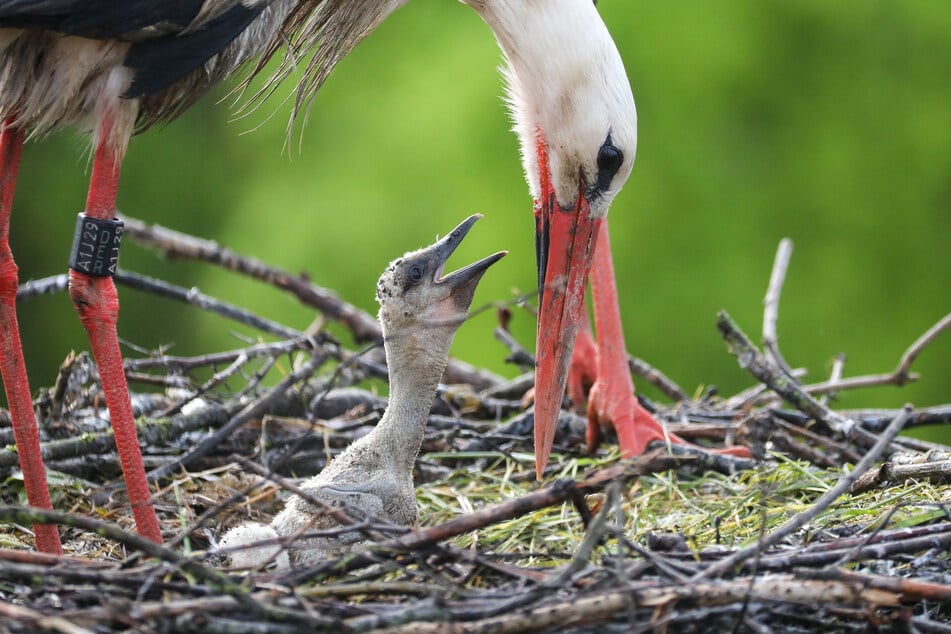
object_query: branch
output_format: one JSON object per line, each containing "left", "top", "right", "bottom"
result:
{"left": 762, "top": 237, "right": 794, "bottom": 376}
{"left": 717, "top": 310, "right": 856, "bottom": 434}
{"left": 851, "top": 459, "right": 951, "bottom": 494}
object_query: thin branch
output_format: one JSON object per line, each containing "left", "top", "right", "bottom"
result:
{"left": 717, "top": 310, "right": 855, "bottom": 434}
{"left": 762, "top": 238, "right": 794, "bottom": 376}
{"left": 851, "top": 459, "right": 951, "bottom": 494}
{"left": 893, "top": 310, "right": 951, "bottom": 384}
{"left": 116, "top": 270, "right": 305, "bottom": 341}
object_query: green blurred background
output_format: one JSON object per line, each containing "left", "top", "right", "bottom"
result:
{"left": 6, "top": 1, "right": 950, "bottom": 440}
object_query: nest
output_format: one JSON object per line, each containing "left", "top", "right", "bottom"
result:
{"left": 1, "top": 219, "right": 949, "bottom": 633}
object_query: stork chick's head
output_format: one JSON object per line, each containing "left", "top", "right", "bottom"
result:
{"left": 466, "top": 0, "right": 637, "bottom": 477}
{"left": 376, "top": 214, "right": 506, "bottom": 342}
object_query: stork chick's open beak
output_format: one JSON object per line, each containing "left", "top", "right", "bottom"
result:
{"left": 431, "top": 214, "right": 507, "bottom": 310}
{"left": 534, "top": 185, "right": 603, "bottom": 479}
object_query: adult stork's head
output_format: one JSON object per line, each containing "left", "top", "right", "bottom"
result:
{"left": 466, "top": 0, "right": 637, "bottom": 475}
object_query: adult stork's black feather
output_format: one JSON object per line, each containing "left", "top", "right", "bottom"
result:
{"left": 0, "top": 0, "right": 205, "bottom": 39}
{"left": 123, "top": 3, "right": 267, "bottom": 98}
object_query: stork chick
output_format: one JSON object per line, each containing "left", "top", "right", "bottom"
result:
{"left": 221, "top": 214, "right": 504, "bottom": 568}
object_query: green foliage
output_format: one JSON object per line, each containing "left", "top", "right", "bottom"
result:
{"left": 6, "top": 2, "right": 949, "bottom": 439}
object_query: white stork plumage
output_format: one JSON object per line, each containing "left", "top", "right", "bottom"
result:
{"left": 0, "top": 0, "right": 735, "bottom": 553}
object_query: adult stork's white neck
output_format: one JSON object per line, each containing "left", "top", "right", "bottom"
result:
{"left": 466, "top": 0, "right": 638, "bottom": 474}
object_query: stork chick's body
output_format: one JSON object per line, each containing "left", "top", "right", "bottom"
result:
{"left": 221, "top": 215, "right": 504, "bottom": 568}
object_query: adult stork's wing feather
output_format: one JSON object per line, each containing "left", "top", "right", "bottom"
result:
{"left": 124, "top": 3, "right": 267, "bottom": 98}
{"left": 0, "top": 0, "right": 208, "bottom": 39}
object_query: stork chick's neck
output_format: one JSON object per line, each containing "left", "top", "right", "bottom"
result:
{"left": 367, "top": 330, "right": 454, "bottom": 474}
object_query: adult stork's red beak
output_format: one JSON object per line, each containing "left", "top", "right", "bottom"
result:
{"left": 532, "top": 140, "right": 604, "bottom": 479}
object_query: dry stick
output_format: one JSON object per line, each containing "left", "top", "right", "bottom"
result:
{"left": 802, "top": 567, "right": 951, "bottom": 603}
{"left": 755, "top": 523, "right": 951, "bottom": 571}
{"left": 893, "top": 311, "right": 951, "bottom": 384}
{"left": 851, "top": 459, "right": 951, "bottom": 495}
{"left": 18, "top": 272, "right": 303, "bottom": 342}
{"left": 121, "top": 215, "right": 502, "bottom": 390}
{"left": 762, "top": 237, "right": 795, "bottom": 377}
{"left": 124, "top": 339, "right": 307, "bottom": 373}
{"left": 840, "top": 405, "right": 951, "bottom": 431}
{"left": 116, "top": 270, "right": 304, "bottom": 341}
{"left": 654, "top": 522, "right": 951, "bottom": 570}
{"left": 692, "top": 406, "right": 912, "bottom": 581}
{"left": 493, "top": 319, "right": 690, "bottom": 402}
{"left": 628, "top": 354, "right": 690, "bottom": 402}
{"left": 717, "top": 310, "right": 855, "bottom": 435}
{"left": 281, "top": 451, "right": 683, "bottom": 586}
{"left": 120, "top": 216, "right": 381, "bottom": 340}
{"left": 820, "top": 352, "right": 846, "bottom": 407}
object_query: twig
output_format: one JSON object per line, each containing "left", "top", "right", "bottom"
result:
{"left": 851, "top": 459, "right": 951, "bottom": 494}
{"left": 0, "top": 401, "right": 233, "bottom": 469}
{"left": 17, "top": 271, "right": 304, "bottom": 342}
{"left": 359, "top": 570, "right": 947, "bottom": 634}
{"left": 116, "top": 270, "right": 305, "bottom": 341}
{"left": 692, "top": 406, "right": 912, "bottom": 580}
{"left": 893, "top": 311, "right": 951, "bottom": 385}
{"left": 753, "top": 523, "right": 951, "bottom": 571}
{"left": 717, "top": 310, "right": 855, "bottom": 435}
{"left": 745, "top": 311, "right": 951, "bottom": 407}
{"left": 762, "top": 238, "right": 794, "bottom": 376}
{"left": 123, "top": 339, "right": 308, "bottom": 372}
{"left": 628, "top": 354, "right": 690, "bottom": 402}
{"left": 820, "top": 352, "right": 845, "bottom": 406}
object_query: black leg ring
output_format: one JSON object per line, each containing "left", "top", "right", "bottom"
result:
{"left": 68, "top": 213, "right": 123, "bottom": 277}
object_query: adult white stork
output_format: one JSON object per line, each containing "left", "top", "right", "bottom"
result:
{"left": 0, "top": 0, "right": 723, "bottom": 553}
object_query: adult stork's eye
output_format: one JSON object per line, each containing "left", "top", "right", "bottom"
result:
{"left": 595, "top": 139, "right": 624, "bottom": 192}
{"left": 597, "top": 143, "right": 624, "bottom": 176}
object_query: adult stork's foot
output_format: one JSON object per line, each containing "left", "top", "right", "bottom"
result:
{"left": 567, "top": 321, "right": 668, "bottom": 455}
{"left": 582, "top": 345, "right": 750, "bottom": 459}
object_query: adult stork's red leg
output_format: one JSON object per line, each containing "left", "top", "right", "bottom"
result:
{"left": 0, "top": 117, "right": 63, "bottom": 554}
{"left": 67, "top": 113, "right": 163, "bottom": 544}
{"left": 585, "top": 222, "right": 749, "bottom": 458}
{"left": 584, "top": 222, "right": 672, "bottom": 455}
